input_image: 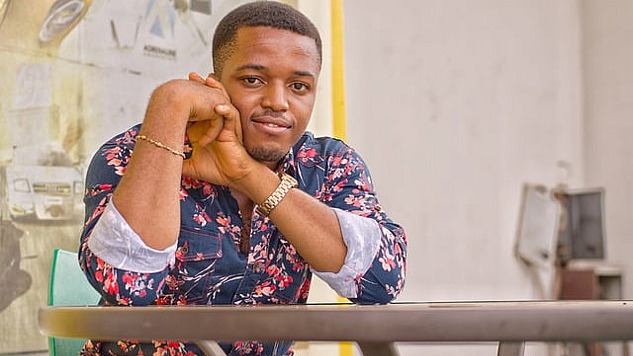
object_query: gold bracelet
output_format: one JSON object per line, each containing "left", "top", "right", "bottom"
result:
{"left": 137, "top": 135, "right": 186, "bottom": 159}
{"left": 256, "top": 172, "right": 298, "bottom": 217}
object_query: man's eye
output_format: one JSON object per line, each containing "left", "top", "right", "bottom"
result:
{"left": 291, "top": 83, "right": 308, "bottom": 91}
{"left": 243, "top": 77, "right": 260, "bottom": 84}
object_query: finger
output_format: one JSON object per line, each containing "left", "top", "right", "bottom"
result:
{"left": 186, "top": 121, "right": 209, "bottom": 144}
{"left": 199, "top": 119, "right": 224, "bottom": 147}
{"left": 181, "top": 159, "right": 201, "bottom": 181}
{"left": 215, "top": 104, "right": 242, "bottom": 143}
{"left": 185, "top": 74, "right": 228, "bottom": 124}
{"left": 205, "top": 75, "right": 230, "bottom": 98}
{"left": 188, "top": 72, "right": 206, "bottom": 84}
{"left": 188, "top": 118, "right": 224, "bottom": 148}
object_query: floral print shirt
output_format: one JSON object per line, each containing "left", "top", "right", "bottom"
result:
{"left": 78, "top": 125, "right": 407, "bottom": 356}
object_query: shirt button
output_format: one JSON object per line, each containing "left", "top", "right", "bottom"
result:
{"left": 181, "top": 246, "right": 189, "bottom": 254}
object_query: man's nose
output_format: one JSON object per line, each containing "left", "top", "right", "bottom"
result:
{"left": 261, "top": 83, "right": 289, "bottom": 112}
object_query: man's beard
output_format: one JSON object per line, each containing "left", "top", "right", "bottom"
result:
{"left": 248, "top": 146, "right": 287, "bottom": 164}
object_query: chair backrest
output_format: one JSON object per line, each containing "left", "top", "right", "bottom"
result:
{"left": 48, "top": 248, "right": 101, "bottom": 356}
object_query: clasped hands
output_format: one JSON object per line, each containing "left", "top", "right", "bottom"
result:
{"left": 181, "top": 72, "right": 256, "bottom": 188}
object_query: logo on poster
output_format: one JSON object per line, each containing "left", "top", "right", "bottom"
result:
{"left": 143, "top": 0, "right": 177, "bottom": 60}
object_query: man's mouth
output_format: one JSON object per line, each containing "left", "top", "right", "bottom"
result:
{"left": 252, "top": 116, "right": 291, "bottom": 134}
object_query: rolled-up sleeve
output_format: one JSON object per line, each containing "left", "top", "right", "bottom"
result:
{"left": 312, "top": 208, "right": 382, "bottom": 298}
{"left": 88, "top": 202, "right": 177, "bottom": 273}
{"left": 317, "top": 145, "right": 407, "bottom": 304}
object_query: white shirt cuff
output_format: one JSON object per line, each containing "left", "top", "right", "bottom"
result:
{"left": 87, "top": 201, "right": 177, "bottom": 273}
{"left": 312, "top": 208, "right": 382, "bottom": 298}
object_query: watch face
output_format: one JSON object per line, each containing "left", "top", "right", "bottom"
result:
{"left": 38, "top": 0, "right": 87, "bottom": 43}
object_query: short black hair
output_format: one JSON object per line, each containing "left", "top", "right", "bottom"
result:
{"left": 212, "top": 1, "right": 322, "bottom": 77}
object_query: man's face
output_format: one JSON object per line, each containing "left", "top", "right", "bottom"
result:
{"left": 218, "top": 26, "right": 320, "bottom": 166}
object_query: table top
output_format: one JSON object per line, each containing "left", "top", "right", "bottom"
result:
{"left": 39, "top": 300, "right": 633, "bottom": 343}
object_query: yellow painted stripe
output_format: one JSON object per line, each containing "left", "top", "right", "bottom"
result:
{"left": 337, "top": 297, "right": 354, "bottom": 355}
{"left": 332, "top": 0, "right": 352, "bottom": 355}
{"left": 331, "top": 0, "right": 347, "bottom": 142}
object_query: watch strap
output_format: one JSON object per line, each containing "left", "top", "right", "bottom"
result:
{"left": 256, "top": 172, "right": 298, "bottom": 217}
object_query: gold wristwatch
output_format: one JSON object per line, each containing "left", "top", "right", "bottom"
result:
{"left": 256, "top": 172, "right": 298, "bottom": 217}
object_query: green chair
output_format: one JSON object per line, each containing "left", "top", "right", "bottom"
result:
{"left": 47, "top": 248, "right": 226, "bottom": 356}
{"left": 48, "top": 248, "right": 101, "bottom": 356}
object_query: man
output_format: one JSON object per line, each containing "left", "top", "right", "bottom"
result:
{"left": 79, "top": 2, "right": 406, "bottom": 355}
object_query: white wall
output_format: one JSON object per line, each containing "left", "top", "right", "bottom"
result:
{"left": 582, "top": 0, "right": 633, "bottom": 300}
{"left": 343, "top": 1, "right": 585, "bottom": 354}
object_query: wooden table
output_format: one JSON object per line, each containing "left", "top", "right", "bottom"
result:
{"left": 39, "top": 300, "right": 633, "bottom": 356}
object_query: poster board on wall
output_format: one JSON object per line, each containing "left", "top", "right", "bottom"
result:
{"left": 0, "top": 0, "right": 244, "bottom": 352}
